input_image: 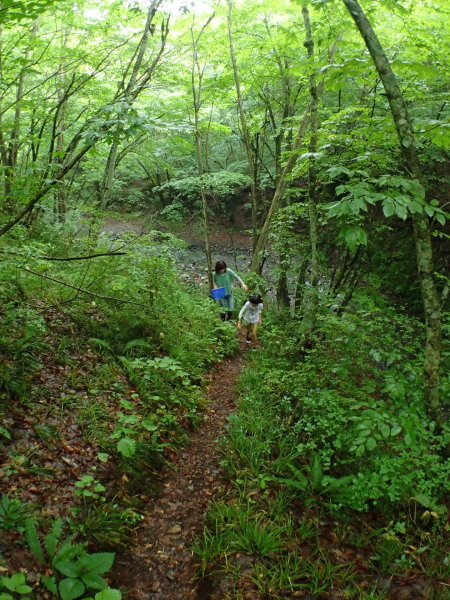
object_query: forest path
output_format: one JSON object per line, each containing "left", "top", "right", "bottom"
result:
{"left": 113, "top": 347, "right": 246, "bottom": 600}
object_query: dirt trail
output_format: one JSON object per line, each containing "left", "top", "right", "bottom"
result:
{"left": 113, "top": 351, "right": 246, "bottom": 600}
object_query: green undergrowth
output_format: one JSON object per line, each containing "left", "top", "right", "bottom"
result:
{"left": 0, "top": 225, "right": 237, "bottom": 597}
{"left": 195, "top": 298, "right": 450, "bottom": 599}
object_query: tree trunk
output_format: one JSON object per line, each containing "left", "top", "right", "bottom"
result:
{"left": 56, "top": 29, "right": 69, "bottom": 218}
{"left": 301, "top": 4, "right": 319, "bottom": 332}
{"left": 342, "top": 0, "right": 442, "bottom": 424}
{"left": 191, "top": 14, "right": 215, "bottom": 290}
{"left": 0, "top": 22, "right": 38, "bottom": 211}
{"left": 227, "top": 0, "right": 258, "bottom": 253}
{"left": 250, "top": 37, "right": 341, "bottom": 273}
{"left": 100, "top": 141, "right": 119, "bottom": 211}
{"left": 97, "top": 0, "right": 165, "bottom": 211}
{"left": 294, "top": 256, "right": 308, "bottom": 314}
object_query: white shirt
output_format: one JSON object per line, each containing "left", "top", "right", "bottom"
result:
{"left": 239, "top": 301, "right": 263, "bottom": 324}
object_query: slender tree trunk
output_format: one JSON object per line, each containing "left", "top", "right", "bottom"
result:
{"left": 302, "top": 4, "right": 320, "bottom": 332}
{"left": 191, "top": 15, "right": 215, "bottom": 290}
{"left": 1, "top": 22, "right": 38, "bottom": 211}
{"left": 294, "top": 256, "right": 308, "bottom": 314}
{"left": 227, "top": 0, "right": 258, "bottom": 253}
{"left": 100, "top": 142, "right": 119, "bottom": 211}
{"left": 56, "top": 28, "right": 69, "bottom": 218}
{"left": 250, "top": 37, "right": 341, "bottom": 273}
{"left": 98, "top": 0, "right": 165, "bottom": 211}
{"left": 342, "top": 0, "right": 442, "bottom": 424}
{"left": 276, "top": 251, "right": 291, "bottom": 309}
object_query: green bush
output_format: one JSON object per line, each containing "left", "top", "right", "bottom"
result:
{"left": 223, "top": 305, "right": 449, "bottom": 513}
{"left": 0, "top": 305, "right": 46, "bottom": 402}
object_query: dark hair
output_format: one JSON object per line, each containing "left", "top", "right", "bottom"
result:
{"left": 215, "top": 260, "right": 227, "bottom": 273}
{"left": 249, "top": 293, "right": 262, "bottom": 305}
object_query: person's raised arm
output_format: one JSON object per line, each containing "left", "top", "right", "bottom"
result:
{"left": 230, "top": 269, "right": 248, "bottom": 291}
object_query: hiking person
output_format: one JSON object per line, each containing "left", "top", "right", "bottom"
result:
{"left": 212, "top": 260, "right": 248, "bottom": 321}
{"left": 238, "top": 293, "right": 263, "bottom": 344}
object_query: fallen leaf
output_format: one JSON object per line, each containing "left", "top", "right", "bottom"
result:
{"left": 167, "top": 524, "right": 181, "bottom": 534}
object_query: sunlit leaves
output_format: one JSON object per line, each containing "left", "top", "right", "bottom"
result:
{"left": 0, "top": 0, "right": 59, "bottom": 24}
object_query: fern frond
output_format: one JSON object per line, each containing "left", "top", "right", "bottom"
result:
{"left": 44, "top": 518, "right": 63, "bottom": 558}
{"left": 124, "top": 339, "right": 152, "bottom": 352}
{"left": 88, "top": 338, "right": 113, "bottom": 353}
{"left": 25, "top": 518, "right": 45, "bottom": 562}
{"left": 310, "top": 453, "right": 323, "bottom": 492}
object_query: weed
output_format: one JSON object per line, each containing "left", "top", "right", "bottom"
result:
{"left": 34, "top": 423, "right": 60, "bottom": 445}
{"left": 23, "top": 517, "right": 121, "bottom": 600}
{"left": 0, "top": 572, "right": 33, "bottom": 598}
{"left": 74, "top": 475, "right": 106, "bottom": 502}
{"left": 77, "top": 397, "right": 110, "bottom": 444}
{"left": 71, "top": 502, "right": 142, "bottom": 548}
{"left": 0, "top": 496, "right": 32, "bottom": 532}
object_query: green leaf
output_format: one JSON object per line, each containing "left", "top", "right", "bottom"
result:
{"left": 15, "top": 585, "right": 33, "bottom": 594}
{"left": 379, "top": 423, "right": 390, "bottom": 440}
{"left": 59, "top": 579, "right": 85, "bottom": 600}
{"left": 310, "top": 454, "right": 323, "bottom": 491}
{"left": 78, "top": 553, "right": 115, "bottom": 576}
{"left": 366, "top": 437, "right": 377, "bottom": 450}
{"left": 10, "top": 574, "right": 26, "bottom": 588}
{"left": 414, "top": 545, "right": 430, "bottom": 554}
{"left": 383, "top": 199, "right": 395, "bottom": 217}
{"left": 117, "top": 437, "right": 136, "bottom": 457}
{"left": 24, "top": 518, "right": 45, "bottom": 563}
{"left": 54, "top": 560, "right": 80, "bottom": 578}
{"left": 270, "top": 476, "right": 308, "bottom": 491}
{"left": 95, "top": 588, "right": 122, "bottom": 600}
{"left": 395, "top": 203, "right": 408, "bottom": 220}
{"left": 355, "top": 444, "right": 365, "bottom": 457}
{"left": 414, "top": 494, "right": 432, "bottom": 509}
{"left": 0, "top": 574, "right": 30, "bottom": 594}
{"left": 44, "top": 518, "right": 63, "bottom": 557}
{"left": 0, "top": 593, "right": 14, "bottom": 600}
{"left": 390, "top": 425, "right": 402, "bottom": 436}
{"left": 81, "top": 573, "right": 107, "bottom": 591}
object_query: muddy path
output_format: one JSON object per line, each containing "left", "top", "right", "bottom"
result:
{"left": 112, "top": 350, "right": 246, "bottom": 600}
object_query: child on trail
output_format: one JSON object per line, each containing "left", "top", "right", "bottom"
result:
{"left": 238, "top": 293, "right": 263, "bottom": 344}
{"left": 213, "top": 260, "right": 248, "bottom": 321}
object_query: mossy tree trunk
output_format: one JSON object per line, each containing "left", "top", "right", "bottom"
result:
{"left": 342, "top": 0, "right": 442, "bottom": 424}
{"left": 301, "top": 4, "right": 319, "bottom": 333}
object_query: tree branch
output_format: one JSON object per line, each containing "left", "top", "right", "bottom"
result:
{"left": 24, "top": 268, "right": 157, "bottom": 310}
{"left": 0, "top": 250, "right": 127, "bottom": 261}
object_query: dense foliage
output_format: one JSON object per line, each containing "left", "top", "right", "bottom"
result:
{"left": 196, "top": 296, "right": 449, "bottom": 597}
